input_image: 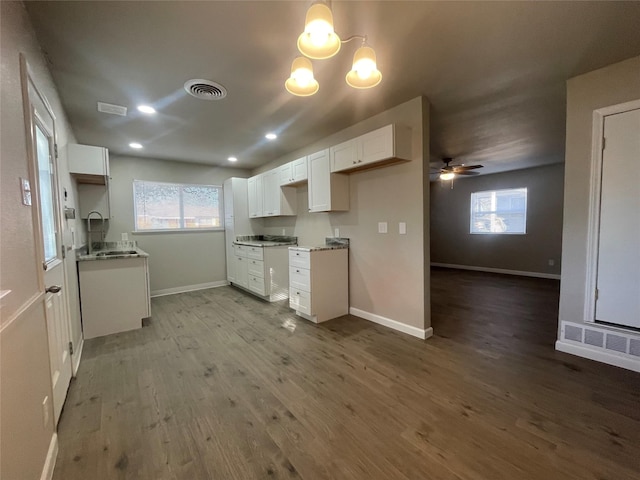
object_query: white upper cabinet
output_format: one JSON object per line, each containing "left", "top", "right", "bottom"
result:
{"left": 280, "top": 156, "right": 308, "bottom": 186}
{"left": 308, "top": 149, "right": 349, "bottom": 213}
{"left": 248, "top": 174, "right": 263, "bottom": 218}
{"left": 330, "top": 124, "right": 412, "bottom": 173}
{"left": 263, "top": 170, "right": 296, "bottom": 217}
{"left": 68, "top": 143, "right": 110, "bottom": 184}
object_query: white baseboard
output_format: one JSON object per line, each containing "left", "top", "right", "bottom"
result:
{"left": 350, "top": 307, "right": 433, "bottom": 340}
{"left": 555, "top": 340, "right": 640, "bottom": 373}
{"left": 72, "top": 337, "right": 84, "bottom": 377}
{"left": 40, "top": 433, "right": 58, "bottom": 480}
{"left": 151, "top": 280, "right": 229, "bottom": 298}
{"left": 431, "top": 262, "right": 561, "bottom": 280}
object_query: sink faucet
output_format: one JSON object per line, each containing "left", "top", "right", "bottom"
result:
{"left": 86, "top": 210, "right": 104, "bottom": 254}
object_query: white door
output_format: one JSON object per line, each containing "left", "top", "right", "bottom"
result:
{"left": 26, "top": 65, "right": 72, "bottom": 425}
{"left": 595, "top": 108, "right": 640, "bottom": 328}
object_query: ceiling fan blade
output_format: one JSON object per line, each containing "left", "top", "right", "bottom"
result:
{"left": 452, "top": 164, "right": 483, "bottom": 172}
{"left": 456, "top": 170, "right": 481, "bottom": 176}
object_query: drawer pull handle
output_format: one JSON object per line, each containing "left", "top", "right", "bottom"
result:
{"left": 296, "top": 269, "right": 299, "bottom": 273}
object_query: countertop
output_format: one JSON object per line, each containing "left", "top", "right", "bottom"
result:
{"left": 289, "top": 237, "right": 350, "bottom": 252}
{"left": 233, "top": 235, "right": 298, "bottom": 248}
{"left": 77, "top": 241, "right": 149, "bottom": 261}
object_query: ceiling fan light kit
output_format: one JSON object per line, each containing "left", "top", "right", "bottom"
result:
{"left": 285, "top": 1, "right": 382, "bottom": 96}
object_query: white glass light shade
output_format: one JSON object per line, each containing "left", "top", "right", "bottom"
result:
{"left": 285, "top": 57, "right": 319, "bottom": 96}
{"left": 440, "top": 172, "right": 455, "bottom": 181}
{"left": 297, "top": 3, "right": 341, "bottom": 59}
{"left": 345, "top": 46, "right": 382, "bottom": 89}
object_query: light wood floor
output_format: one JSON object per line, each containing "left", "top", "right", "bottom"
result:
{"left": 54, "top": 268, "right": 640, "bottom": 479}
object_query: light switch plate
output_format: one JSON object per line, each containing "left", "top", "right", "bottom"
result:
{"left": 378, "top": 222, "right": 388, "bottom": 234}
{"left": 399, "top": 222, "right": 407, "bottom": 235}
{"left": 20, "top": 177, "right": 32, "bottom": 206}
{"left": 121, "top": 233, "right": 129, "bottom": 241}
{"left": 334, "top": 228, "right": 340, "bottom": 237}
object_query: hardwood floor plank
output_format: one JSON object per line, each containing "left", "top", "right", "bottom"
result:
{"left": 53, "top": 270, "right": 640, "bottom": 479}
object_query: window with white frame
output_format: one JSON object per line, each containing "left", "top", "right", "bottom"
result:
{"left": 470, "top": 188, "right": 527, "bottom": 234}
{"left": 133, "top": 180, "right": 223, "bottom": 231}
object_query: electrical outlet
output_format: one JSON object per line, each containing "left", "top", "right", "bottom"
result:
{"left": 399, "top": 222, "right": 407, "bottom": 235}
{"left": 378, "top": 222, "right": 388, "bottom": 234}
{"left": 334, "top": 228, "right": 339, "bottom": 237}
{"left": 548, "top": 259, "right": 555, "bottom": 266}
{"left": 121, "top": 232, "right": 128, "bottom": 241}
{"left": 42, "top": 396, "right": 49, "bottom": 427}
{"left": 282, "top": 228, "right": 286, "bottom": 235}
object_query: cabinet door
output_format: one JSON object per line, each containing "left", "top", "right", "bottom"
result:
{"left": 262, "top": 170, "right": 279, "bottom": 216}
{"left": 234, "top": 255, "right": 248, "bottom": 288}
{"left": 360, "top": 124, "right": 394, "bottom": 166}
{"left": 330, "top": 139, "right": 358, "bottom": 173}
{"left": 279, "top": 163, "right": 293, "bottom": 185}
{"left": 308, "top": 150, "right": 331, "bottom": 212}
{"left": 292, "top": 156, "right": 308, "bottom": 182}
{"left": 68, "top": 144, "right": 109, "bottom": 176}
{"left": 248, "top": 175, "right": 264, "bottom": 218}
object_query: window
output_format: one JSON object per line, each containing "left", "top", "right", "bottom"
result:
{"left": 133, "top": 180, "right": 223, "bottom": 231}
{"left": 470, "top": 188, "right": 527, "bottom": 234}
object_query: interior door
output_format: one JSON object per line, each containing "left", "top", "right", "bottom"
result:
{"left": 595, "top": 107, "right": 640, "bottom": 328}
{"left": 27, "top": 69, "right": 72, "bottom": 425}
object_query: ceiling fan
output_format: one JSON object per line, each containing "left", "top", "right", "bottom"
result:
{"left": 433, "top": 157, "right": 483, "bottom": 180}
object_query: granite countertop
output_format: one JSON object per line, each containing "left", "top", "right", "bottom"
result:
{"left": 289, "top": 237, "right": 350, "bottom": 252}
{"left": 233, "top": 235, "right": 298, "bottom": 247}
{"left": 77, "top": 241, "right": 149, "bottom": 261}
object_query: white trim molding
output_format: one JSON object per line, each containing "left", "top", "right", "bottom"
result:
{"left": 40, "top": 433, "right": 58, "bottom": 480}
{"left": 431, "top": 263, "right": 560, "bottom": 280}
{"left": 584, "top": 99, "right": 640, "bottom": 323}
{"left": 350, "top": 307, "right": 433, "bottom": 340}
{"left": 72, "top": 337, "right": 84, "bottom": 377}
{"left": 151, "top": 280, "right": 229, "bottom": 298}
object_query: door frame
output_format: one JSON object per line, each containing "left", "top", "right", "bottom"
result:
{"left": 584, "top": 98, "right": 640, "bottom": 324}
{"left": 19, "top": 54, "right": 73, "bottom": 415}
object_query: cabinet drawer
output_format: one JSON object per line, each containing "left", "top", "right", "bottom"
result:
{"left": 248, "top": 258, "right": 264, "bottom": 277}
{"left": 234, "top": 244, "right": 248, "bottom": 256}
{"left": 289, "top": 266, "right": 310, "bottom": 292}
{"left": 246, "top": 246, "right": 264, "bottom": 261}
{"left": 289, "top": 288, "right": 311, "bottom": 315}
{"left": 289, "top": 250, "right": 310, "bottom": 268}
{"left": 248, "top": 275, "right": 266, "bottom": 296}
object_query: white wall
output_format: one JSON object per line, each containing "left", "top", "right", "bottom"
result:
{"left": 107, "top": 155, "right": 250, "bottom": 294}
{"left": 256, "top": 97, "right": 429, "bottom": 333}
{"left": 559, "top": 56, "right": 640, "bottom": 328}
{"left": 431, "top": 164, "right": 564, "bottom": 276}
{"left": 0, "top": 1, "right": 80, "bottom": 478}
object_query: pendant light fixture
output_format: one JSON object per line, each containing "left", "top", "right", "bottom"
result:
{"left": 297, "top": 2, "right": 341, "bottom": 60}
{"left": 285, "top": 2, "right": 382, "bottom": 96}
{"left": 345, "top": 43, "right": 382, "bottom": 89}
{"left": 285, "top": 56, "right": 320, "bottom": 97}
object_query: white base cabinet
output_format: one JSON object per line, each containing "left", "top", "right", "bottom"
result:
{"left": 232, "top": 245, "right": 289, "bottom": 302}
{"left": 289, "top": 248, "right": 348, "bottom": 323}
{"left": 78, "top": 257, "right": 150, "bottom": 339}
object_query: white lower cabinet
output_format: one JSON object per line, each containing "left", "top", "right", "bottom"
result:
{"left": 231, "top": 245, "right": 289, "bottom": 302}
{"left": 288, "top": 248, "right": 348, "bottom": 323}
{"left": 78, "top": 257, "right": 150, "bottom": 339}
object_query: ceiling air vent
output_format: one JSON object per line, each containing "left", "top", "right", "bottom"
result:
{"left": 184, "top": 79, "right": 227, "bottom": 100}
{"left": 97, "top": 102, "right": 127, "bottom": 116}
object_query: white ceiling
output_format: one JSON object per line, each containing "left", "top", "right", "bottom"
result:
{"left": 26, "top": 1, "right": 640, "bottom": 174}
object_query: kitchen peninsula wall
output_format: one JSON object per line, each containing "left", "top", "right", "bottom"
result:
{"left": 255, "top": 96, "right": 431, "bottom": 337}
{"left": 106, "top": 155, "right": 250, "bottom": 295}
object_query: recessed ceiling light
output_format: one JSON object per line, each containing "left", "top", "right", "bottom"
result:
{"left": 265, "top": 133, "right": 277, "bottom": 140}
{"left": 228, "top": 156, "right": 238, "bottom": 162}
{"left": 129, "top": 142, "right": 143, "bottom": 149}
{"left": 137, "top": 105, "right": 156, "bottom": 114}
